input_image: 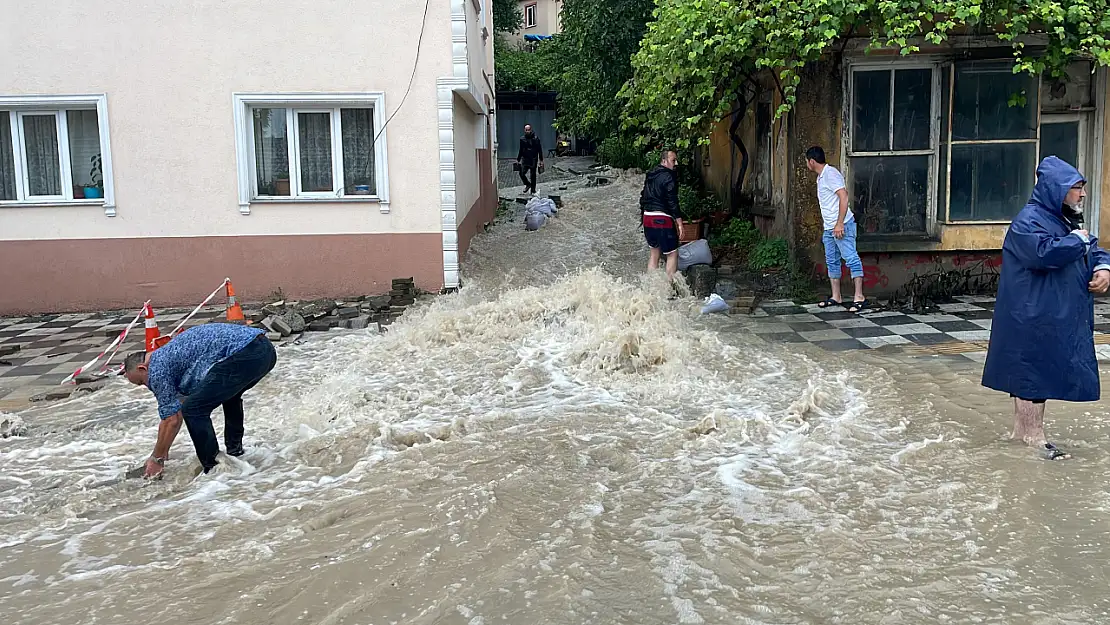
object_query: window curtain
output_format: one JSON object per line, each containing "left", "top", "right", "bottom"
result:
{"left": 0, "top": 113, "right": 15, "bottom": 200}
{"left": 298, "top": 112, "right": 333, "bottom": 193}
{"left": 341, "top": 108, "right": 375, "bottom": 194}
{"left": 66, "top": 110, "right": 101, "bottom": 187}
{"left": 23, "top": 114, "right": 62, "bottom": 196}
{"left": 253, "top": 108, "right": 290, "bottom": 196}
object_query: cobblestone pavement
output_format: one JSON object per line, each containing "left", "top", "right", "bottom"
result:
{"left": 0, "top": 306, "right": 354, "bottom": 408}
{"left": 497, "top": 157, "right": 578, "bottom": 190}
{"left": 746, "top": 295, "right": 1110, "bottom": 363}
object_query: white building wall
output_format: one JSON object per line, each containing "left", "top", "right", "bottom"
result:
{"left": 0, "top": 0, "right": 454, "bottom": 240}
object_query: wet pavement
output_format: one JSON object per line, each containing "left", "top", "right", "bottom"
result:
{"left": 4, "top": 170, "right": 1110, "bottom": 625}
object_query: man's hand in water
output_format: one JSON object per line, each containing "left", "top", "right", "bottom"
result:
{"left": 143, "top": 456, "right": 165, "bottom": 479}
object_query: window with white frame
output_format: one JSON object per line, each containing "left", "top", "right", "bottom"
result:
{"left": 0, "top": 96, "right": 112, "bottom": 208}
{"left": 234, "top": 93, "right": 389, "bottom": 209}
{"left": 847, "top": 59, "right": 1079, "bottom": 234}
{"left": 525, "top": 3, "right": 537, "bottom": 28}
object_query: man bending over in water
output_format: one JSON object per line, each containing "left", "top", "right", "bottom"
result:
{"left": 124, "top": 323, "right": 277, "bottom": 477}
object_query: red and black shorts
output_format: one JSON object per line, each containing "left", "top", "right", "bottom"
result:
{"left": 643, "top": 213, "right": 679, "bottom": 255}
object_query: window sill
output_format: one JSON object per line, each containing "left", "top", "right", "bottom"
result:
{"left": 857, "top": 233, "right": 940, "bottom": 253}
{"left": 943, "top": 220, "right": 1012, "bottom": 225}
{"left": 0, "top": 199, "right": 113, "bottom": 216}
{"left": 243, "top": 196, "right": 390, "bottom": 215}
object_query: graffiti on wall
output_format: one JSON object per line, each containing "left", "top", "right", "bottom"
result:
{"left": 815, "top": 251, "right": 1003, "bottom": 292}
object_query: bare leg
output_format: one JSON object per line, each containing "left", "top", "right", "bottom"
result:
{"left": 664, "top": 251, "right": 678, "bottom": 281}
{"left": 1012, "top": 399, "right": 1070, "bottom": 460}
{"left": 647, "top": 247, "right": 662, "bottom": 273}
{"left": 1011, "top": 398, "right": 1045, "bottom": 445}
{"left": 829, "top": 277, "right": 843, "bottom": 304}
{"left": 852, "top": 276, "right": 865, "bottom": 303}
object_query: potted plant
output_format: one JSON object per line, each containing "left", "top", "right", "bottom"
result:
{"left": 678, "top": 185, "right": 709, "bottom": 242}
{"left": 349, "top": 176, "right": 373, "bottom": 195}
{"left": 83, "top": 154, "right": 104, "bottom": 199}
{"left": 274, "top": 161, "right": 290, "bottom": 196}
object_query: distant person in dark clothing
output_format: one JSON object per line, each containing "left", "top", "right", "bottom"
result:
{"left": 639, "top": 149, "right": 683, "bottom": 280}
{"left": 517, "top": 124, "right": 544, "bottom": 194}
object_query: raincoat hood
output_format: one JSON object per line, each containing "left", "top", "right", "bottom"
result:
{"left": 1030, "top": 156, "right": 1085, "bottom": 216}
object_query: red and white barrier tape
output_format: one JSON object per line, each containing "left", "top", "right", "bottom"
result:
{"left": 61, "top": 300, "right": 149, "bottom": 385}
{"left": 60, "top": 278, "right": 233, "bottom": 386}
{"left": 168, "top": 278, "right": 230, "bottom": 337}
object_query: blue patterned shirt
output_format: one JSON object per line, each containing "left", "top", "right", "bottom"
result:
{"left": 146, "top": 323, "right": 265, "bottom": 419}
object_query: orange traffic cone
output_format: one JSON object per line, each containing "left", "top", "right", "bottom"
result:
{"left": 225, "top": 279, "right": 246, "bottom": 323}
{"left": 143, "top": 303, "right": 163, "bottom": 353}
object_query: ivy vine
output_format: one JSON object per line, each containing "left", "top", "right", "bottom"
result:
{"left": 622, "top": 0, "right": 1110, "bottom": 147}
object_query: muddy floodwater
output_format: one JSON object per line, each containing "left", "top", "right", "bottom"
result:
{"left": 4, "top": 175, "right": 1110, "bottom": 624}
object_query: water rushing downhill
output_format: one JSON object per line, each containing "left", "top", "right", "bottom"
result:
{"left": 4, "top": 175, "right": 1110, "bottom": 624}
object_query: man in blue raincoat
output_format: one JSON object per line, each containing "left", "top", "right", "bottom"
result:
{"left": 982, "top": 156, "right": 1110, "bottom": 460}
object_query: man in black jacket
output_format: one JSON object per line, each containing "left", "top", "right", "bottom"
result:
{"left": 640, "top": 149, "right": 683, "bottom": 279}
{"left": 516, "top": 125, "right": 544, "bottom": 194}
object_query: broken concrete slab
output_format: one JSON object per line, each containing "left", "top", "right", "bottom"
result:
{"left": 281, "top": 312, "right": 306, "bottom": 333}
{"left": 30, "top": 388, "right": 75, "bottom": 403}
{"left": 346, "top": 315, "right": 371, "bottom": 330}
{"left": 728, "top": 296, "right": 757, "bottom": 314}
{"left": 338, "top": 307, "right": 359, "bottom": 319}
{"left": 262, "top": 301, "right": 285, "bottom": 316}
{"left": 682, "top": 264, "right": 718, "bottom": 299}
{"left": 265, "top": 332, "right": 282, "bottom": 342}
{"left": 269, "top": 316, "right": 293, "bottom": 337}
{"left": 307, "top": 321, "right": 331, "bottom": 332}
{"left": 298, "top": 303, "right": 322, "bottom": 318}
{"left": 72, "top": 381, "right": 108, "bottom": 395}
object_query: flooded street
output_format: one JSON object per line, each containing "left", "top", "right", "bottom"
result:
{"left": 4, "top": 174, "right": 1110, "bottom": 624}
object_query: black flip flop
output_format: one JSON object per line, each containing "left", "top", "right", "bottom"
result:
{"left": 1042, "top": 443, "right": 1071, "bottom": 461}
{"left": 847, "top": 299, "right": 870, "bottom": 313}
{"left": 817, "top": 298, "right": 842, "bottom": 309}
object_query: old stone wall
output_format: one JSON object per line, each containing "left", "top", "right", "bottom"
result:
{"left": 789, "top": 58, "right": 845, "bottom": 274}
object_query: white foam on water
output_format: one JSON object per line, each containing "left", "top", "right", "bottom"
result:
{"left": 0, "top": 173, "right": 1100, "bottom": 623}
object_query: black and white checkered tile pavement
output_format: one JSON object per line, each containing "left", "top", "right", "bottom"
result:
{"left": 0, "top": 307, "right": 227, "bottom": 390}
{"left": 750, "top": 295, "right": 1110, "bottom": 362}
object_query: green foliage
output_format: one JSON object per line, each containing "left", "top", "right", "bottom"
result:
{"left": 789, "top": 266, "right": 819, "bottom": 302}
{"left": 622, "top": 0, "right": 1110, "bottom": 147}
{"left": 596, "top": 135, "right": 656, "bottom": 170}
{"left": 552, "top": 0, "right": 655, "bottom": 140}
{"left": 678, "top": 183, "right": 726, "bottom": 221}
{"left": 677, "top": 184, "right": 708, "bottom": 221}
{"left": 748, "top": 238, "right": 789, "bottom": 270}
{"left": 492, "top": 0, "right": 522, "bottom": 34}
{"left": 495, "top": 37, "right": 561, "bottom": 92}
{"left": 711, "top": 218, "right": 761, "bottom": 252}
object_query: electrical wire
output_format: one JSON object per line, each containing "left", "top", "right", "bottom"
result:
{"left": 374, "top": 0, "right": 432, "bottom": 145}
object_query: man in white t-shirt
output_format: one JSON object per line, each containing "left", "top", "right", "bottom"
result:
{"left": 806, "top": 146, "right": 867, "bottom": 312}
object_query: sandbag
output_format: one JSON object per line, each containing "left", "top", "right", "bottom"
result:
{"left": 677, "top": 238, "right": 713, "bottom": 271}
{"left": 524, "top": 210, "right": 547, "bottom": 231}
{"left": 526, "top": 196, "right": 557, "bottom": 216}
{"left": 700, "top": 294, "right": 729, "bottom": 314}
